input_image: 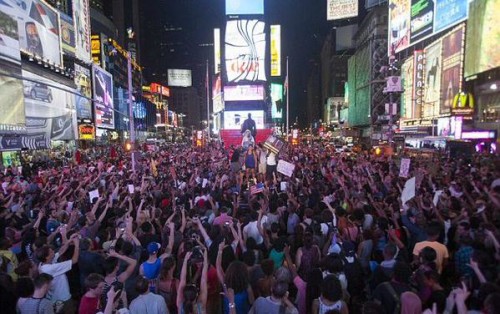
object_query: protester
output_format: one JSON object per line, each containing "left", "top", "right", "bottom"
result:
{"left": 0, "top": 140, "right": 498, "bottom": 314}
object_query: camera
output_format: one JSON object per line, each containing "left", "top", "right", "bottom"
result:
{"left": 190, "top": 246, "right": 204, "bottom": 264}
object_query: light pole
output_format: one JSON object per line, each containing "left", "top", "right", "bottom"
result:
{"left": 127, "top": 52, "right": 136, "bottom": 172}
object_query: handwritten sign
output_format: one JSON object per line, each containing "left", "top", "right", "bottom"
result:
{"left": 89, "top": 189, "right": 100, "bottom": 203}
{"left": 277, "top": 160, "right": 295, "bottom": 177}
{"left": 401, "top": 177, "right": 416, "bottom": 205}
{"left": 399, "top": 158, "right": 411, "bottom": 178}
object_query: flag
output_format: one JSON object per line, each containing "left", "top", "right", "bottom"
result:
{"left": 250, "top": 183, "right": 265, "bottom": 195}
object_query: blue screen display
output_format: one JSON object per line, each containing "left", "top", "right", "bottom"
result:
{"left": 225, "top": 0, "right": 264, "bottom": 15}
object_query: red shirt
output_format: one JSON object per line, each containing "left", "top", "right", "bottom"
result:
{"left": 79, "top": 295, "right": 99, "bottom": 314}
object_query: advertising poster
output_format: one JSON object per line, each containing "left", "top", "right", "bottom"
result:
{"left": 271, "top": 83, "right": 283, "bottom": 119}
{"left": 73, "top": 0, "right": 91, "bottom": 62}
{"left": 401, "top": 58, "right": 413, "bottom": 119}
{"left": 225, "top": 19, "right": 266, "bottom": 83}
{"left": 167, "top": 69, "right": 192, "bottom": 87}
{"left": 212, "top": 74, "right": 224, "bottom": 113}
{"left": 225, "top": 0, "right": 264, "bottom": 15}
{"left": 0, "top": 66, "right": 26, "bottom": 135}
{"left": 59, "top": 13, "right": 75, "bottom": 56}
{"left": 388, "top": 0, "right": 411, "bottom": 54}
{"left": 423, "top": 40, "right": 441, "bottom": 114}
{"left": 440, "top": 25, "right": 464, "bottom": 114}
{"left": 224, "top": 84, "right": 265, "bottom": 101}
{"left": 22, "top": 70, "right": 76, "bottom": 149}
{"left": 2, "top": 0, "right": 62, "bottom": 66}
{"left": 410, "top": 0, "right": 434, "bottom": 42}
{"left": 92, "top": 65, "right": 114, "bottom": 129}
{"left": 413, "top": 50, "right": 424, "bottom": 119}
{"left": 327, "top": 0, "right": 358, "bottom": 21}
{"left": 214, "top": 28, "right": 221, "bottom": 74}
{"left": 434, "top": 0, "right": 468, "bottom": 32}
{"left": 223, "top": 110, "right": 264, "bottom": 130}
{"left": 464, "top": 0, "right": 500, "bottom": 78}
{"left": 270, "top": 25, "right": 281, "bottom": 77}
{"left": 74, "top": 64, "right": 92, "bottom": 120}
{"left": 0, "top": 7, "right": 21, "bottom": 63}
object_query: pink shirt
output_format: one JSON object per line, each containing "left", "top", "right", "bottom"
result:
{"left": 213, "top": 213, "right": 233, "bottom": 226}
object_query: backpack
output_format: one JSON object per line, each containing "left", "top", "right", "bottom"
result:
{"left": 382, "top": 282, "right": 401, "bottom": 314}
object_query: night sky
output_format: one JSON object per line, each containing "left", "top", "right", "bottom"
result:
{"left": 140, "top": 0, "right": 332, "bottom": 125}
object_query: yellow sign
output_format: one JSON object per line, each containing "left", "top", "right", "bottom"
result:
{"left": 270, "top": 25, "right": 281, "bottom": 77}
{"left": 78, "top": 124, "right": 95, "bottom": 140}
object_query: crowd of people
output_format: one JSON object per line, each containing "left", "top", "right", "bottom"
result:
{"left": 0, "top": 139, "right": 499, "bottom": 314}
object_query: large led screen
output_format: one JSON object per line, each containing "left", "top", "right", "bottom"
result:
{"left": 167, "top": 69, "right": 192, "bottom": 87}
{"left": 440, "top": 25, "right": 464, "bottom": 114}
{"left": 270, "top": 25, "right": 281, "bottom": 77}
{"left": 0, "top": 67, "right": 25, "bottom": 135}
{"left": 225, "top": 0, "right": 264, "bottom": 15}
{"left": 400, "top": 57, "right": 414, "bottom": 119}
{"left": 388, "top": 0, "right": 468, "bottom": 55}
{"left": 1, "top": 0, "right": 62, "bottom": 65}
{"left": 92, "top": 65, "right": 115, "bottom": 129}
{"left": 464, "top": 0, "right": 500, "bottom": 78}
{"left": 423, "top": 39, "right": 442, "bottom": 117}
{"left": 271, "top": 83, "right": 283, "bottom": 119}
{"left": 214, "top": 28, "right": 221, "bottom": 74}
{"left": 224, "top": 110, "right": 264, "bottom": 130}
{"left": 224, "top": 85, "right": 265, "bottom": 102}
{"left": 225, "top": 20, "right": 266, "bottom": 83}
{"left": 327, "top": 0, "right": 358, "bottom": 21}
{"left": 74, "top": 64, "right": 92, "bottom": 120}
{"left": 73, "top": 0, "right": 91, "bottom": 62}
{"left": 213, "top": 74, "right": 224, "bottom": 113}
{"left": 21, "top": 70, "right": 77, "bottom": 149}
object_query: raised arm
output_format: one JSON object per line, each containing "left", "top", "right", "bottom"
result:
{"left": 108, "top": 250, "right": 137, "bottom": 283}
{"left": 216, "top": 241, "right": 226, "bottom": 285}
{"left": 199, "top": 248, "right": 209, "bottom": 308}
{"left": 177, "top": 251, "right": 193, "bottom": 310}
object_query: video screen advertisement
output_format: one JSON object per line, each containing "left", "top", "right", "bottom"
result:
{"left": 213, "top": 74, "right": 224, "bottom": 113}
{"left": 22, "top": 70, "right": 77, "bottom": 149}
{"left": 214, "top": 28, "right": 221, "bottom": 74}
{"left": 74, "top": 64, "right": 92, "bottom": 120}
{"left": 423, "top": 39, "right": 442, "bottom": 117}
{"left": 0, "top": 6, "right": 22, "bottom": 64}
{"left": 388, "top": 0, "right": 468, "bottom": 55}
{"left": 270, "top": 25, "right": 281, "bottom": 77}
{"left": 0, "top": 0, "right": 62, "bottom": 66}
{"left": 225, "top": 0, "right": 264, "bottom": 15}
{"left": 73, "top": 0, "right": 91, "bottom": 62}
{"left": 271, "top": 83, "right": 283, "bottom": 119}
{"left": 92, "top": 65, "right": 115, "bottom": 129}
{"left": 224, "top": 110, "right": 264, "bottom": 130}
{"left": 440, "top": 25, "right": 464, "bottom": 114}
{"left": 464, "top": 0, "right": 500, "bottom": 78}
{"left": 400, "top": 57, "right": 414, "bottom": 119}
{"left": 224, "top": 85, "right": 265, "bottom": 102}
{"left": 225, "top": 19, "right": 266, "bottom": 83}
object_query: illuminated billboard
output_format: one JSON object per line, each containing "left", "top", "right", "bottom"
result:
{"left": 388, "top": 0, "right": 468, "bottom": 55}
{"left": 464, "top": 0, "right": 500, "bottom": 78}
{"left": 74, "top": 64, "right": 92, "bottom": 120}
{"left": 22, "top": 70, "right": 77, "bottom": 148}
{"left": 73, "top": 0, "right": 91, "bottom": 62}
{"left": 413, "top": 50, "right": 424, "bottom": 119}
{"left": 224, "top": 110, "right": 264, "bottom": 130}
{"left": 214, "top": 28, "right": 221, "bottom": 74}
{"left": 270, "top": 25, "right": 281, "bottom": 77}
{"left": 92, "top": 65, "right": 115, "bottom": 129}
{"left": 423, "top": 39, "right": 442, "bottom": 117}
{"left": 327, "top": 0, "right": 358, "bottom": 21}
{"left": 225, "top": 0, "right": 264, "bottom": 15}
{"left": 224, "top": 85, "right": 265, "bottom": 102}
{"left": 59, "top": 13, "right": 75, "bottom": 56}
{"left": 225, "top": 19, "right": 266, "bottom": 83}
{"left": 168, "top": 69, "right": 192, "bottom": 87}
{"left": 440, "top": 25, "right": 464, "bottom": 114}
{"left": 213, "top": 74, "right": 224, "bottom": 113}
{"left": 271, "top": 83, "right": 283, "bottom": 119}
{"left": 0, "top": 0, "right": 62, "bottom": 65}
{"left": 0, "top": 7, "right": 21, "bottom": 64}
{"left": 400, "top": 57, "right": 413, "bottom": 119}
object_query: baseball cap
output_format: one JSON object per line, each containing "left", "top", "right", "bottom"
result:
{"left": 147, "top": 242, "right": 161, "bottom": 255}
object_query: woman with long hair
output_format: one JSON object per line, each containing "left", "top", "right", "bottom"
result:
{"left": 311, "top": 275, "right": 348, "bottom": 314}
{"left": 176, "top": 248, "right": 208, "bottom": 314}
{"left": 157, "top": 256, "right": 179, "bottom": 313}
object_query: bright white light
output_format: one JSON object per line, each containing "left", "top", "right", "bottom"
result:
{"left": 490, "top": 83, "right": 498, "bottom": 90}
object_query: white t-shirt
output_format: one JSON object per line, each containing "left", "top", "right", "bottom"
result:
{"left": 267, "top": 153, "right": 277, "bottom": 166}
{"left": 39, "top": 256, "right": 72, "bottom": 302}
{"left": 243, "top": 221, "right": 264, "bottom": 245}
